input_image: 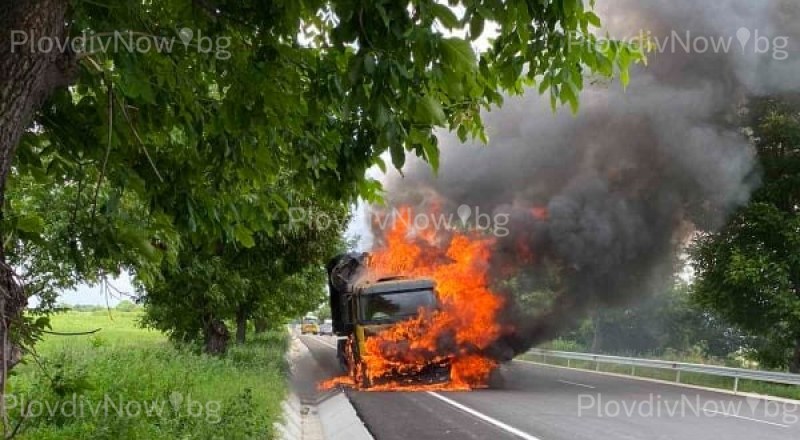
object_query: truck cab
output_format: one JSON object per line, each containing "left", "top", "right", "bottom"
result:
{"left": 327, "top": 253, "right": 450, "bottom": 388}
{"left": 343, "top": 277, "right": 447, "bottom": 387}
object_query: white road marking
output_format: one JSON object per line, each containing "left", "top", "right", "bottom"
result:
{"left": 427, "top": 391, "right": 543, "bottom": 440}
{"left": 701, "top": 409, "right": 790, "bottom": 428}
{"left": 557, "top": 379, "right": 596, "bottom": 389}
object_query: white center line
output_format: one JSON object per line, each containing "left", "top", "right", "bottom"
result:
{"left": 702, "top": 409, "right": 790, "bottom": 428}
{"left": 427, "top": 391, "right": 543, "bottom": 440}
{"left": 557, "top": 379, "right": 596, "bottom": 389}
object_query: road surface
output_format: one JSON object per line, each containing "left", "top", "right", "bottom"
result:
{"left": 299, "top": 335, "right": 800, "bottom": 440}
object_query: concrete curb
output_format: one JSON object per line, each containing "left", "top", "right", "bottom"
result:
{"left": 275, "top": 328, "right": 326, "bottom": 440}
{"left": 318, "top": 391, "right": 373, "bottom": 440}
{"left": 280, "top": 332, "right": 374, "bottom": 440}
{"left": 274, "top": 391, "right": 303, "bottom": 440}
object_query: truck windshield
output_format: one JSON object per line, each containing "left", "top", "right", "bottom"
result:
{"left": 360, "top": 289, "right": 436, "bottom": 323}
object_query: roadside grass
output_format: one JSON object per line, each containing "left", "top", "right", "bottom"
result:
{"left": 521, "top": 353, "right": 800, "bottom": 401}
{"left": 8, "top": 310, "right": 288, "bottom": 440}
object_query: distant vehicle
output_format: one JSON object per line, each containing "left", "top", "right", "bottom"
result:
{"left": 300, "top": 315, "right": 319, "bottom": 335}
{"left": 319, "top": 319, "right": 333, "bottom": 335}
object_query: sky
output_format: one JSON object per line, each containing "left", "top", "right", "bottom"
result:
{"left": 29, "top": 272, "right": 134, "bottom": 307}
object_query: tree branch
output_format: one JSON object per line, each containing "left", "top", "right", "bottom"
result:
{"left": 41, "top": 328, "right": 102, "bottom": 336}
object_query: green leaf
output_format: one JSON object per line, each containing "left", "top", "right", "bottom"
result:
{"left": 374, "top": 156, "right": 387, "bottom": 173}
{"left": 234, "top": 225, "right": 256, "bottom": 248}
{"left": 538, "top": 74, "right": 552, "bottom": 95}
{"left": 620, "top": 67, "right": 630, "bottom": 88}
{"left": 431, "top": 4, "right": 459, "bottom": 29}
{"left": 416, "top": 95, "right": 447, "bottom": 125}
{"left": 469, "top": 14, "right": 485, "bottom": 40}
{"left": 364, "top": 55, "right": 376, "bottom": 75}
{"left": 560, "top": 80, "right": 580, "bottom": 114}
{"left": 17, "top": 214, "right": 44, "bottom": 233}
{"left": 390, "top": 143, "right": 406, "bottom": 170}
{"left": 422, "top": 139, "right": 439, "bottom": 172}
{"left": 440, "top": 38, "right": 477, "bottom": 71}
{"left": 585, "top": 11, "right": 602, "bottom": 28}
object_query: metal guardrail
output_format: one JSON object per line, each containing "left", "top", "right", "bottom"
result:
{"left": 527, "top": 348, "right": 800, "bottom": 393}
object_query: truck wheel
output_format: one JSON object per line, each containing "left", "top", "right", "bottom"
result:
{"left": 336, "top": 341, "right": 349, "bottom": 372}
{"left": 359, "top": 362, "right": 372, "bottom": 388}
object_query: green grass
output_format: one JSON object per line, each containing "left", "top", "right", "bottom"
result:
{"left": 522, "top": 353, "right": 800, "bottom": 400}
{"left": 8, "top": 310, "right": 288, "bottom": 439}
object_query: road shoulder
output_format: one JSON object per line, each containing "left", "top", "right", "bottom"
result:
{"left": 293, "top": 334, "right": 374, "bottom": 440}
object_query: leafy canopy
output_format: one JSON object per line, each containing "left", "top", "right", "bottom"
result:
{"left": 691, "top": 97, "right": 800, "bottom": 371}
{"left": 6, "top": 0, "right": 641, "bottom": 349}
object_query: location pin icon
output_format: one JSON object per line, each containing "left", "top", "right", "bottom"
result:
{"left": 457, "top": 204, "right": 472, "bottom": 225}
{"left": 178, "top": 28, "right": 194, "bottom": 47}
{"left": 169, "top": 391, "right": 184, "bottom": 412}
{"left": 736, "top": 27, "right": 751, "bottom": 52}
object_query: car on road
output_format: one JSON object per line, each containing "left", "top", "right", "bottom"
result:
{"left": 300, "top": 315, "right": 319, "bottom": 335}
{"left": 319, "top": 319, "right": 333, "bottom": 335}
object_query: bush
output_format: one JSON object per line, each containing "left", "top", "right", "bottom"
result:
{"left": 115, "top": 301, "right": 139, "bottom": 312}
{"left": 543, "top": 338, "right": 586, "bottom": 352}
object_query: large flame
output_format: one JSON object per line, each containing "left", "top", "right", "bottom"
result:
{"left": 321, "top": 206, "right": 510, "bottom": 391}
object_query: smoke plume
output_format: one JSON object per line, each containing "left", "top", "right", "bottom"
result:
{"left": 370, "top": 0, "right": 798, "bottom": 359}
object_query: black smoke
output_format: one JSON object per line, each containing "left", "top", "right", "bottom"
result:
{"left": 370, "top": 0, "right": 798, "bottom": 359}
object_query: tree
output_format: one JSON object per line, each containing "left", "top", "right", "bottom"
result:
{"left": 253, "top": 268, "right": 331, "bottom": 334}
{"left": 1, "top": 0, "right": 641, "bottom": 401}
{"left": 141, "top": 197, "right": 347, "bottom": 352}
{"left": 225, "top": 202, "right": 348, "bottom": 345}
{"left": 115, "top": 300, "right": 138, "bottom": 312}
{"left": 567, "top": 283, "right": 748, "bottom": 359}
{"left": 315, "top": 304, "right": 332, "bottom": 322}
{"left": 691, "top": 96, "right": 800, "bottom": 372}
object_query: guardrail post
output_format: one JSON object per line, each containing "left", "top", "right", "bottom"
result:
{"left": 734, "top": 376, "right": 739, "bottom": 394}
{"left": 567, "top": 359, "right": 571, "bottom": 368}
{"left": 676, "top": 369, "right": 681, "bottom": 383}
{"left": 595, "top": 356, "right": 600, "bottom": 372}
{"left": 631, "top": 366, "right": 636, "bottom": 376}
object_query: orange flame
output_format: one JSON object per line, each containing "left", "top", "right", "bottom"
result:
{"left": 530, "top": 206, "right": 549, "bottom": 221}
{"left": 320, "top": 206, "right": 509, "bottom": 391}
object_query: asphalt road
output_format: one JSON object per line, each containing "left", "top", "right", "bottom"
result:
{"left": 299, "top": 335, "right": 800, "bottom": 440}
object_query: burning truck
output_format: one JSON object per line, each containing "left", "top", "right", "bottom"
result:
{"left": 326, "top": 252, "right": 451, "bottom": 388}
{"left": 320, "top": 207, "right": 506, "bottom": 392}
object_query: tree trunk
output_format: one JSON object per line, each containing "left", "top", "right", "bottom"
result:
{"left": 254, "top": 317, "right": 268, "bottom": 334}
{"left": 203, "top": 318, "right": 230, "bottom": 355}
{"left": 235, "top": 305, "right": 247, "bottom": 344}
{"left": 0, "top": 0, "right": 77, "bottom": 398}
{"left": 1, "top": 0, "right": 77, "bottom": 198}
{"left": 790, "top": 336, "right": 800, "bottom": 374}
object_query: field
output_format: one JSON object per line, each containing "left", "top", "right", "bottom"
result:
{"left": 7, "top": 309, "right": 287, "bottom": 439}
